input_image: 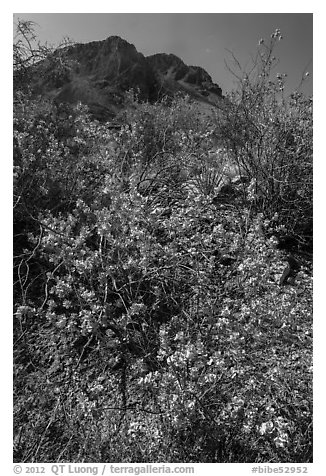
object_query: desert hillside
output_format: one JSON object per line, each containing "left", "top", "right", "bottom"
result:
{"left": 29, "top": 35, "right": 224, "bottom": 121}
{"left": 13, "top": 22, "right": 313, "bottom": 463}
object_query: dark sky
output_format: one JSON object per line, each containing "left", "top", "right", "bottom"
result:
{"left": 13, "top": 13, "right": 313, "bottom": 96}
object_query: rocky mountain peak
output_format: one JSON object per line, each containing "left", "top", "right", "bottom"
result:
{"left": 32, "top": 35, "right": 223, "bottom": 121}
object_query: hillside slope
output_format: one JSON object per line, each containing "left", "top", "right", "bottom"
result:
{"left": 30, "top": 36, "right": 224, "bottom": 120}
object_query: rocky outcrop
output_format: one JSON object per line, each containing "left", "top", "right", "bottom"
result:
{"left": 147, "top": 53, "right": 222, "bottom": 100}
{"left": 31, "top": 36, "right": 223, "bottom": 121}
{"left": 63, "top": 36, "right": 157, "bottom": 100}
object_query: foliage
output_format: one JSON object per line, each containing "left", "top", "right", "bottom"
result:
{"left": 214, "top": 29, "right": 313, "bottom": 250}
{"left": 14, "top": 19, "right": 75, "bottom": 95}
{"left": 13, "top": 25, "right": 313, "bottom": 463}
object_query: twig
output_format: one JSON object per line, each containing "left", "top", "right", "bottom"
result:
{"left": 28, "top": 396, "right": 61, "bottom": 462}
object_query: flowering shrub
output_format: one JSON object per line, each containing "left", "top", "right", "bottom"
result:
{"left": 215, "top": 29, "right": 312, "bottom": 249}
{"left": 14, "top": 26, "right": 312, "bottom": 463}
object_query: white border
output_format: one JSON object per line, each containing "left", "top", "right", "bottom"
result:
{"left": 4, "top": 4, "right": 323, "bottom": 473}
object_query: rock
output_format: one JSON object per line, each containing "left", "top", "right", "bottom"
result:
{"left": 30, "top": 36, "right": 224, "bottom": 121}
{"left": 279, "top": 255, "right": 301, "bottom": 285}
{"left": 146, "top": 53, "right": 222, "bottom": 97}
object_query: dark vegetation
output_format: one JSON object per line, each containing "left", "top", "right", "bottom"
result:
{"left": 13, "top": 22, "right": 312, "bottom": 463}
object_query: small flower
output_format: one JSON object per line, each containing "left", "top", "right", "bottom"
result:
{"left": 274, "top": 435, "right": 288, "bottom": 448}
{"left": 259, "top": 421, "right": 274, "bottom": 435}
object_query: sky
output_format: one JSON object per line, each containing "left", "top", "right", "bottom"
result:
{"left": 13, "top": 12, "right": 313, "bottom": 97}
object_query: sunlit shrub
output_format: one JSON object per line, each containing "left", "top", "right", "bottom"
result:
{"left": 214, "top": 29, "right": 312, "bottom": 248}
{"left": 13, "top": 24, "right": 312, "bottom": 463}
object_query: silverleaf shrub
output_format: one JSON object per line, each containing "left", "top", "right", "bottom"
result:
{"left": 14, "top": 24, "right": 312, "bottom": 463}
